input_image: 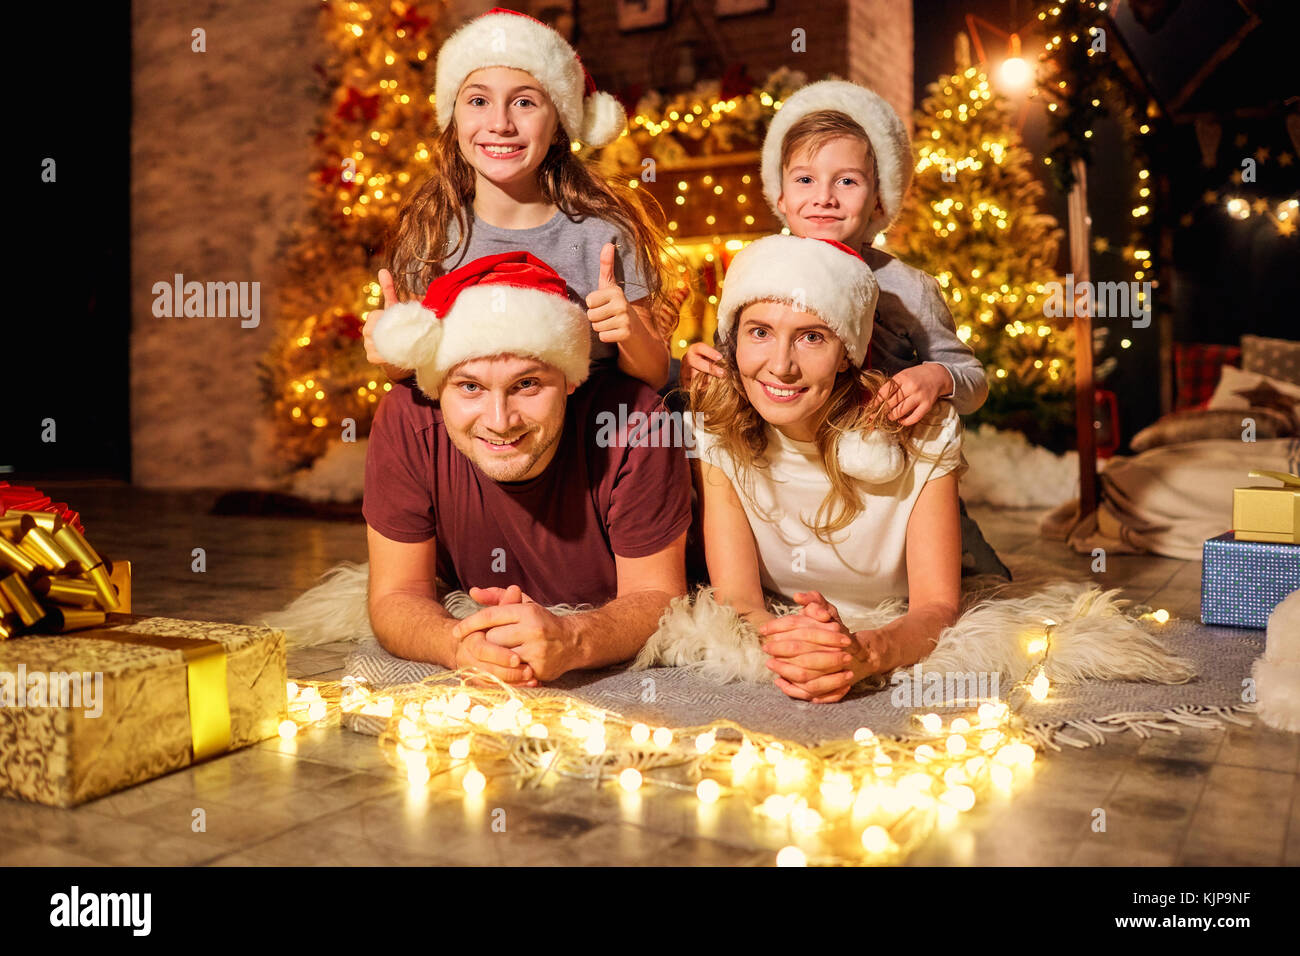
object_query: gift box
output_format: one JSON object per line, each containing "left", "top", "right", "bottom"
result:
{"left": 1201, "top": 531, "right": 1300, "bottom": 629}
{"left": 1232, "top": 470, "right": 1300, "bottom": 544}
{"left": 0, "top": 614, "right": 286, "bottom": 807}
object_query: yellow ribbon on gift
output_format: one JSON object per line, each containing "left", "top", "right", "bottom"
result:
{"left": 84, "top": 630, "right": 232, "bottom": 761}
{"left": 1249, "top": 469, "right": 1300, "bottom": 487}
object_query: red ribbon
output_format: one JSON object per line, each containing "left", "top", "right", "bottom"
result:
{"left": 0, "top": 483, "right": 85, "bottom": 534}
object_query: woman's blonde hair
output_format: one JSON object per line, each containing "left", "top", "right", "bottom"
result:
{"left": 384, "top": 96, "right": 680, "bottom": 339}
{"left": 688, "top": 314, "right": 920, "bottom": 542}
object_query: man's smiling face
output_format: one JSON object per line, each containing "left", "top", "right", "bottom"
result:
{"left": 438, "top": 355, "right": 575, "bottom": 482}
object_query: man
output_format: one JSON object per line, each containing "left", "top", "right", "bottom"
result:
{"left": 363, "top": 251, "right": 690, "bottom": 686}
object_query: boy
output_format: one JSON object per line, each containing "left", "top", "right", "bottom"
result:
{"left": 681, "top": 79, "right": 1009, "bottom": 578}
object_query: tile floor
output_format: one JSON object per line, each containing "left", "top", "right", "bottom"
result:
{"left": 1, "top": 483, "right": 1295, "bottom": 866}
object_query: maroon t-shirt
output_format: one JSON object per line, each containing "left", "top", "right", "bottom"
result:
{"left": 363, "top": 370, "right": 691, "bottom": 606}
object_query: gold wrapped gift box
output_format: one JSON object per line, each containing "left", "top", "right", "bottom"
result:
{"left": 0, "top": 614, "right": 286, "bottom": 807}
{"left": 1232, "top": 470, "right": 1300, "bottom": 545}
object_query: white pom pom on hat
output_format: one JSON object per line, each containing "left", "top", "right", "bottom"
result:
{"left": 837, "top": 428, "right": 905, "bottom": 484}
{"left": 760, "top": 79, "right": 914, "bottom": 241}
{"left": 435, "top": 7, "right": 627, "bottom": 148}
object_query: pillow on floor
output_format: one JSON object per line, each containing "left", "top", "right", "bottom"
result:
{"left": 1207, "top": 364, "right": 1300, "bottom": 431}
{"left": 1130, "top": 406, "right": 1295, "bottom": 452}
{"left": 1242, "top": 334, "right": 1300, "bottom": 386}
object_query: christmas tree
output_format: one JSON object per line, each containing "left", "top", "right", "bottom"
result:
{"left": 262, "top": 1, "right": 451, "bottom": 469}
{"left": 893, "top": 44, "right": 1074, "bottom": 447}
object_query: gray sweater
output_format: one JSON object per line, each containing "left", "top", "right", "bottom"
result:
{"left": 861, "top": 247, "right": 989, "bottom": 415}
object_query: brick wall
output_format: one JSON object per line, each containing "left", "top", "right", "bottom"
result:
{"left": 131, "top": 1, "right": 327, "bottom": 488}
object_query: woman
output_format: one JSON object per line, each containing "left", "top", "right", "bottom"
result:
{"left": 674, "top": 234, "right": 964, "bottom": 703}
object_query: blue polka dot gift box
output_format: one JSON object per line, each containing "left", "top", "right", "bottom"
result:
{"left": 1201, "top": 531, "right": 1300, "bottom": 629}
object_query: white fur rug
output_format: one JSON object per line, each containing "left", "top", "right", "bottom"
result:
{"left": 960, "top": 425, "right": 1079, "bottom": 509}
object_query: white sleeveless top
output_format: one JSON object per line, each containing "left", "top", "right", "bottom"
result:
{"left": 688, "top": 404, "right": 966, "bottom": 623}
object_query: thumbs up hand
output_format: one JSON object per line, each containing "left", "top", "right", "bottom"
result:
{"left": 363, "top": 268, "right": 416, "bottom": 381}
{"left": 585, "top": 242, "right": 632, "bottom": 344}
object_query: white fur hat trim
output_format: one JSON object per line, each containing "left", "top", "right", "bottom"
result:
{"left": 715, "top": 234, "right": 879, "bottom": 367}
{"left": 838, "top": 429, "right": 905, "bottom": 484}
{"left": 761, "top": 80, "right": 914, "bottom": 239}
{"left": 1252, "top": 588, "right": 1300, "bottom": 733}
{"left": 371, "top": 285, "right": 591, "bottom": 396}
{"left": 435, "top": 10, "right": 627, "bottom": 148}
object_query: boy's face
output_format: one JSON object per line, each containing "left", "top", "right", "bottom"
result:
{"left": 439, "top": 355, "right": 575, "bottom": 483}
{"left": 777, "top": 136, "right": 879, "bottom": 252}
{"left": 455, "top": 67, "right": 560, "bottom": 188}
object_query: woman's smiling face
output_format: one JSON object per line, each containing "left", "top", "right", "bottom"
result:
{"left": 454, "top": 67, "right": 560, "bottom": 186}
{"left": 733, "top": 300, "right": 849, "bottom": 442}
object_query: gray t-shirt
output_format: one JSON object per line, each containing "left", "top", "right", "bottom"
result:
{"left": 439, "top": 209, "right": 651, "bottom": 369}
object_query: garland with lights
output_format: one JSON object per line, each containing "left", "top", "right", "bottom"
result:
{"left": 1033, "top": 0, "right": 1162, "bottom": 337}
{"left": 274, "top": 616, "right": 1111, "bottom": 866}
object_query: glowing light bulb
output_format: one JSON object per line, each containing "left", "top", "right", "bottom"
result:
{"left": 449, "top": 737, "right": 471, "bottom": 760}
{"left": 630, "top": 723, "right": 650, "bottom": 744}
{"left": 526, "top": 723, "right": 548, "bottom": 739}
{"left": 694, "top": 731, "right": 716, "bottom": 754}
{"left": 941, "top": 785, "right": 976, "bottom": 812}
{"left": 450, "top": 692, "right": 471, "bottom": 714}
{"left": 697, "top": 778, "right": 721, "bottom": 804}
{"left": 1030, "top": 670, "right": 1050, "bottom": 701}
{"left": 285, "top": 681, "right": 299, "bottom": 700}
{"left": 1152, "top": 608, "right": 1170, "bottom": 624}
{"left": 853, "top": 727, "right": 876, "bottom": 745}
{"left": 277, "top": 720, "right": 297, "bottom": 740}
{"left": 861, "top": 825, "right": 892, "bottom": 853}
{"left": 946, "top": 734, "right": 968, "bottom": 755}
{"left": 950, "top": 718, "right": 971, "bottom": 733}
{"left": 462, "top": 767, "right": 486, "bottom": 794}
{"left": 775, "top": 846, "right": 807, "bottom": 867}
{"left": 618, "top": 767, "right": 642, "bottom": 792}
{"left": 652, "top": 727, "right": 672, "bottom": 749}
{"left": 406, "top": 762, "right": 431, "bottom": 786}
{"left": 469, "top": 704, "right": 489, "bottom": 724}
{"left": 920, "top": 713, "right": 942, "bottom": 734}
{"left": 991, "top": 764, "right": 1013, "bottom": 788}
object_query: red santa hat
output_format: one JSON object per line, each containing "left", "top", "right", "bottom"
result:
{"left": 760, "top": 80, "right": 914, "bottom": 241}
{"left": 435, "top": 7, "right": 627, "bottom": 148}
{"left": 370, "top": 251, "right": 591, "bottom": 396}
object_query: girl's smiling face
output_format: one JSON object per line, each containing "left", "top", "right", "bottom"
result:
{"left": 733, "top": 300, "right": 849, "bottom": 442}
{"left": 454, "top": 67, "right": 560, "bottom": 186}
{"left": 776, "top": 135, "right": 879, "bottom": 251}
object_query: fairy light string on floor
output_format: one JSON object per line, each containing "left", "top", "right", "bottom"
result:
{"left": 269, "top": 609, "right": 1186, "bottom": 866}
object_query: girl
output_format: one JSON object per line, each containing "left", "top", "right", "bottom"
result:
{"left": 362, "top": 7, "right": 677, "bottom": 389}
{"left": 647, "top": 234, "right": 964, "bottom": 703}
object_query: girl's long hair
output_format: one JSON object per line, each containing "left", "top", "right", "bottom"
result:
{"left": 384, "top": 107, "right": 679, "bottom": 339}
{"left": 688, "top": 322, "right": 923, "bottom": 542}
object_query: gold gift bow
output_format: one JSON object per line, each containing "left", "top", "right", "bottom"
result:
{"left": 0, "top": 512, "right": 229, "bottom": 761}
{"left": 0, "top": 511, "right": 120, "bottom": 640}
{"left": 1248, "top": 469, "right": 1300, "bottom": 488}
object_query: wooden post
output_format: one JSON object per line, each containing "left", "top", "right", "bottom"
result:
{"left": 1068, "top": 156, "right": 1098, "bottom": 519}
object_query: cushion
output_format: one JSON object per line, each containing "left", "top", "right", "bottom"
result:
{"left": 1174, "top": 343, "right": 1240, "bottom": 410}
{"left": 1241, "top": 334, "right": 1300, "bottom": 386}
{"left": 1206, "top": 364, "right": 1300, "bottom": 431}
{"left": 1129, "top": 407, "right": 1296, "bottom": 453}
